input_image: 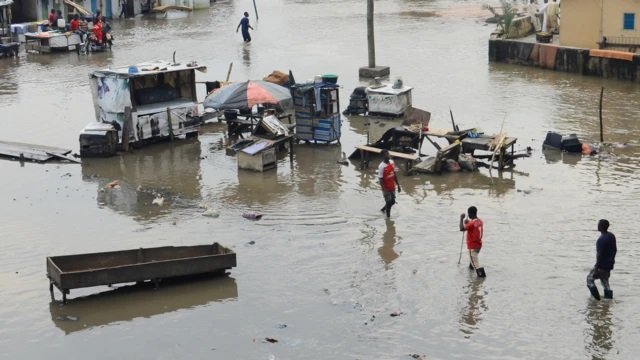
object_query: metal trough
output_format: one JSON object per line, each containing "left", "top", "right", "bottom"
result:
{"left": 47, "top": 243, "right": 236, "bottom": 303}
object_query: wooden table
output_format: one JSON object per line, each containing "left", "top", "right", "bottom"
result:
{"left": 355, "top": 145, "right": 419, "bottom": 175}
{"left": 461, "top": 136, "right": 517, "bottom": 170}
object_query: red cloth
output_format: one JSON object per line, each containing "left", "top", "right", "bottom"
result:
{"left": 48, "top": 13, "right": 56, "bottom": 25}
{"left": 464, "top": 218, "right": 483, "bottom": 250}
{"left": 69, "top": 19, "right": 79, "bottom": 31}
{"left": 380, "top": 161, "right": 396, "bottom": 192}
{"left": 92, "top": 22, "right": 103, "bottom": 44}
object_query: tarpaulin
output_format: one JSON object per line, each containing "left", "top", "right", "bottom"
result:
{"left": 589, "top": 49, "right": 635, "bottom": 62}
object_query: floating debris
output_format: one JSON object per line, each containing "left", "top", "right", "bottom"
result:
{"left": 242, "top": 212, "right": 263, "bottom": 220}
{"left": 409, "top": 354, "right": 427, "bottom": 360}
{"left": 396, "top": 11, "right": 438, "bottom": 18}
{"left": 152, "top": 195, "right": 165, "bottom": 206}
{"left": 264, "top": 337, "right": 278, "bottom": 343}
{"left": 104, "top": 180, "right": 121, "bottom": 190}
{"left": 56, "top": 315, "right": 79, "bottom": 322}
{"left": 202, "top": 208, "right": 220, "bottom": 218}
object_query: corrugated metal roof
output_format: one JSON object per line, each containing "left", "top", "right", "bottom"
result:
{"left": 90, "top": 60, "right": 207, "bottom": 78}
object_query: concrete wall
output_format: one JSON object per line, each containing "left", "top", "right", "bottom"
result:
{"left": 489, "top": 38, "right": 640, "bottom": 82}
{"left": 561, "top": 0, "right": 640, "bottom": 49}
{"left": 559, "top": 0, "right": 601, "bottom": 49}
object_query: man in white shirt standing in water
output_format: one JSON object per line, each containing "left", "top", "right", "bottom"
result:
{"left": 378, "top": 150, "right": 402, "bottom": 218}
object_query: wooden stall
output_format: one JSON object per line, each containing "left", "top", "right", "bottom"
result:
{"left": 291, "top": 82, "right": 341, "bottom": 144}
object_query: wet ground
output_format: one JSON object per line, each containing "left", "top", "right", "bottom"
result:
{"left": 1, "top": 0, "right": 639, "bottom": 359}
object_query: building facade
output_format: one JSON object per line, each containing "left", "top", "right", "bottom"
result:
{"left": 560, "top": 0, "right": 640, "bottom": 50}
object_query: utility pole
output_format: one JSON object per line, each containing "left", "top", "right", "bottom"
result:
{"left": 367, "top": 0, "right": 375, "bottom": 68}
{"left": 359, "top": 0, "right": 390, "bottom": 78}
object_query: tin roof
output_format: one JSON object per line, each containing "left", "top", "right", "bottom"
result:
{"left": 90, "top": 60, "right": 207, "bottom": 78}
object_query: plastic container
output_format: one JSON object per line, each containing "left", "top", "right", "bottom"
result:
{"left": 561, "top": 134, "right": 582, "bottom": 153}
{"left": 543, "top": 131, "right": 562, "bottom": 150}
{"left": 314, "top": 75, "right": 323, "bottom": 84}
{"left": 322, "top": 74, "right": 338, "bottom": 84}
{"left": 392, "top": 77, "right": 403, "bottom": 89}
{"left": 224, "top": 109, "right": 238, "bottom": 120}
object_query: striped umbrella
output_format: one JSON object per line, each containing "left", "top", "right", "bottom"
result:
{"left": 203, "top": 80, "right": 293, "bottom": 111}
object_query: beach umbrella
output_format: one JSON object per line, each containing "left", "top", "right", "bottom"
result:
{"left": 203, "top": 80, "right": 293, "bottom": 111}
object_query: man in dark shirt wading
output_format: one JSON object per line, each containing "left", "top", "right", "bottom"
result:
{"left": 586, "top": 219, "right": 617, "bottom": 300}
{"left": 236, "top": 12, "right": 254, "bottom": 42}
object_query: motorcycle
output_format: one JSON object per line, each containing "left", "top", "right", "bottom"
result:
{"left": 78, "top": 22, "right": 113, "bottom": 54}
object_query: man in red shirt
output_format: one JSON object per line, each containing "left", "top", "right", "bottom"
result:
{"left": 460, "top": 206, "right": 485, "bottom": 277}
{"left": 69, "top": 14, "right": 80, "bottom": 31}
{"left": 48, "top": 9, "right": 56, "bottom": 28}
{"left": 378, "top": 150, "right": 402, "bottom": 218}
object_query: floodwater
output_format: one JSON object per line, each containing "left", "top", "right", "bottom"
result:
{"left": 1, "top": 0, "right": 639, "bottom": 359}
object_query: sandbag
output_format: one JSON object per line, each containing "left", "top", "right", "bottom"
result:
{"left": 458, "top": 153, "right": 477, "bottom": 171}
{"left": 263, "top": 70, "right": 290, "bottom": 86}
{"left": 445, "top": 159, "right": 461, "bottom": 172}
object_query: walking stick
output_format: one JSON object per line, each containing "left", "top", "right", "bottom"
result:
{"left": 457, "top": 231, "right": 465, "bottom": 265}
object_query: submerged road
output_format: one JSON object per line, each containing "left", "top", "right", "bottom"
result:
{"left": 1, "top": 0, "right": 639, "bottom": 358}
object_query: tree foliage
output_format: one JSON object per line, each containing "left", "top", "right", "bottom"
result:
{"left": 483, "top": 0, "right": 517, "bottom": 39}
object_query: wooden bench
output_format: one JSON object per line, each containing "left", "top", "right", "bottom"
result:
{"left": 355, "top": 145, "right": 419, "bottom": 175}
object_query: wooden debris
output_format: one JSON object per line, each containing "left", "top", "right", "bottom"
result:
{"left": 0, "top": 141, "right": 76, "bottom": 163}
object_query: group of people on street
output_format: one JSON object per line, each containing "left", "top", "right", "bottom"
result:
{"left": 47, "top": 9, "right": 64, "bottom": 30}
{"left": 376, "top": 151, "right": 617, "bottom": 299}
{"left": 526, "top": 0, "right": 560, "bottom": 34}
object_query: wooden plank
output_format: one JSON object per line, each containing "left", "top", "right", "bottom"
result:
{"left": 0, "top": 140, "right": 72, "bottom": 162}
{"left": 438, "top": 141, "right": 460, "bottom": 155}
{"left": 423, "top": 128, "right": 453, "bottom": 137}
{"left": 123, "top": 106, "right": 132, "bottom": 152}
{"left": 46, "top": 152, "right": 81, "bottom": 163}
{"left": 355, "top": 145, "right": 418, "bottom": 161}
{"left": 166, "top": 107, "right": 174, "bottom": 142}
{"left": 461, "top": 136, "right": 517, "bottom": 152}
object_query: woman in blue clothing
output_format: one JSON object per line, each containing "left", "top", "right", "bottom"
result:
{"left": 236, "top": 12, "right": 254, "bottom": 42}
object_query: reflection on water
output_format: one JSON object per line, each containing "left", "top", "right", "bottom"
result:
{"left": 81, "top": 139, "right": 202, "bottom": 221}
{"left": 543, "top": 149, "right": 582, "bottom": 166}
{"left": 459, "top": 276, "right": 487, "bottom": 338}
{"left": 294, "top": 145, "right": 344, "bottom": 197}
{"left": 378, "top": 218, "right": 399, "bottom": 267}
{"left": 428, "top": 170, "right": 517, "bottom": 197}
{"left": 584, "top": 301, "right": 615, "bottom": 360}
{"left": 221, "top": 168, "right": 294, "bottom": 207}
{"left": 241, "top": 43, "right": 251, "bottom": 68}
{"left": 49, "top": 275, "right": 237, "bottom": 335}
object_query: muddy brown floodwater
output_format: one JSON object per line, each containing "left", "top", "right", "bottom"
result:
{"left": 1, "top": 0, "right": 639, "bottom": 359}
